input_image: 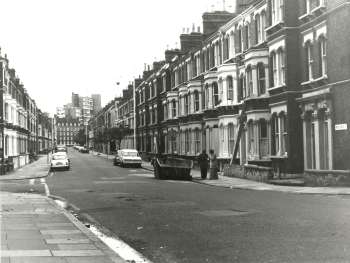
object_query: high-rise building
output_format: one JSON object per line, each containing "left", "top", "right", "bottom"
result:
{"left": 72, "top": 92, "right": 79, "bottom": 107}
{"left": 79, "top": 96, "right": 93, "bottom": 125}
{"left": 91, "top": 94, "right": 101, "bottom": 114}
{"left": 56, "top": 107, "right": 65, "bottom": 118}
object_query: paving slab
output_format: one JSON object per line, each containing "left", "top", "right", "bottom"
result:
{"left": 6, "top": 239, "right": 49, "bottom": 250}
{"left": 45, "top": 239, "right": 91, "bottom": 244}
{"left": 43, "top": 234, "right": 87, "bottom": 240}
{"left": 2, "top": 224, "right": 36, "bottom": 230}
{"left": 40, "top": 230, "right": 81, "bottom": 235}
{"left": 0, "top": 250, "right": 52, "bottom": 257}
{"left": 6, "top": 230, "right": 42, "bottom": 239}
{"left": 52, "top": 250, "right": 105, "bottom": 257}
{"left": 65, "top": 256, "right": 119, "bottom": 263}
{"left": 57, "top": 244, "right": 97, "bottom": 250}
{"left": 36, "top": 223, "right": 74, "bottom": 227}
{"left": 9, "top": 257, "right": 67, "bottom": 263}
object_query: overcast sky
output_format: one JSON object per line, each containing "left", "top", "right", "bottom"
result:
{"left": 0, "top": 0, "right": 236, "bottom": 115}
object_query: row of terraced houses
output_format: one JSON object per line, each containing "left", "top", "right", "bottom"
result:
{"left": 0, "top": 51, "right": 53, "bottom": 174}
{"left": 90, "top": 0, "right": 350, "bottom": 182}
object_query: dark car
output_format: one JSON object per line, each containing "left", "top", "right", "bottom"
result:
{"left": 79, "top": 147, "right": 89, "bottom": 153}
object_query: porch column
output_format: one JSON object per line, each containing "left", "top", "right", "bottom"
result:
{"left": 312, "top": 111, "right": 320, "bottom": 169}
{"left": 245, "top": 128, "right": 249, "bottom": 164}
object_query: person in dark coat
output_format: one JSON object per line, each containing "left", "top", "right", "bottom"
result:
{"left": 197, "top": 150, "right": 209, "bottom": 179}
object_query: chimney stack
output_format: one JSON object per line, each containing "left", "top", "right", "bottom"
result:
{"left": 180, "top": 30, "right": 203, "bottom": 53}
{"left": 202, "top": 11, "right": 235, "bottom": 36}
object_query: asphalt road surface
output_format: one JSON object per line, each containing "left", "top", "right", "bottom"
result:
{"left": 2, "top": 149, "right": 350, "bottom": 263}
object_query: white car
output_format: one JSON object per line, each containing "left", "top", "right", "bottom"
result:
{"left": 113, "top": 149, "right": 142, "bottom": 168}
{"left": 51, "top": 152, "right": 70, "bottom": 170}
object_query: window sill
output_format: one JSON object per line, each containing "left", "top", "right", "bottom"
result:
{"left": 268, "top": 84, "right": 286, "bottom": 91}
{"left": 301, "top": 75, "right": 328, "bottom": 87}
{"left": 265, "top": 21, "right": 284, "bottom": 33}
{"left": 311, "top": 5, "right": 326, "bottom": 15}
{"left": 298, "top": 13, "right": 312, "bottom": 22}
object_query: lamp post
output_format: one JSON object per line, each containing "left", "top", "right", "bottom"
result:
{"left": 0, "top": 60, "right": 4, "bottom": 174}
{"left": 133, "top": 80, "right": 136, "bottom": 149}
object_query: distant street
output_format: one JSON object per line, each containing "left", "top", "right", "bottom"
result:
{"left": 2, "top": 148, "right": 350, "bottom": 262}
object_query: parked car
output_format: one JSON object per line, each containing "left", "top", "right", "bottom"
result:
{"left": 113, "top": 149, "right": 142, "bottom": 167}
{"left": 50, "top": 152, "right": 70, "bottom": 171}
{"left": 79, "top": 147, "right": 89, "bottom": 153}
{"left": 55, "top": 145, "right": 67, "bottom": 153}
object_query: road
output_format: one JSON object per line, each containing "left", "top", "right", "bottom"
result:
{"left": 2, "top": 149, "right": 350, "bottom": 262}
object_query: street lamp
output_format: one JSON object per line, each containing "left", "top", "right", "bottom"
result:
{"left": 133, "top": 80, "right": 136, "bottom": 149}
{"left": 0, "top": 60, "right": 4, "bottom": 174}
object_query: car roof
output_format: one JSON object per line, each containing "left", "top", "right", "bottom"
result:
{"left": 120, "top": 149, "right": 137, "bottom": 152}
{"left": 53, "top": 152, "right": 67, "bottom": 156}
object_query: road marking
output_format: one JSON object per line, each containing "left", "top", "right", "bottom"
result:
{"left": 89, "top": 225, "right": 152, "bottom": 263}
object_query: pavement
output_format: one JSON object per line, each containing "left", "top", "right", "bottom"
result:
{"left": 0, "top": 154, "right": 126, "bottom": 262}
{"left": 0, "top": 192, "right": 125, "bottom": 262}
{"left": 0, "top": 155, "right": 51, "bottom": 181}
{"left": 89, "top": 150, "right": 350, "bottom": 195}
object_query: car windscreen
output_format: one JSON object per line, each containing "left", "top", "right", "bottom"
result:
{"left": 56, "top": 148, "right": 66, "bottom": 151}
{"left": 122, "top": 152, "right": 138, "bottom": 157}
{"left": 52, "top": 155, "right": 66, "bottom": 160}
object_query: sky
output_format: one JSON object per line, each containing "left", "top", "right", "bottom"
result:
{"left": 0, "top": 0, "right": 236, "bottom": 116}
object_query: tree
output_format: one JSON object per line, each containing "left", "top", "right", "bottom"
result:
{"left": 108, "top": 126, "right": 131, "bottom": 150}
{"left": 73, "top": 129, "right": 86, "bottom": 146}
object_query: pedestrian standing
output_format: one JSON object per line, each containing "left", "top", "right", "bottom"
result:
{"left": 209, "top": 149, "right": 218, "bottom": 180}
{"left": 197, "top": 150, "right": 209, "bottom": 179}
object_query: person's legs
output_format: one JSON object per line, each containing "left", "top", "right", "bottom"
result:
{"left": 201, "top": 167, "right": 207, "bottom": 179}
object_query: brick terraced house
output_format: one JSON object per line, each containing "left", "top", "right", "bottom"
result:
{"left": 90, "top": 0, "right": 350, "bottom": 184}
{"left": 0, "top": 51, "right": 53, "bottom": 173}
